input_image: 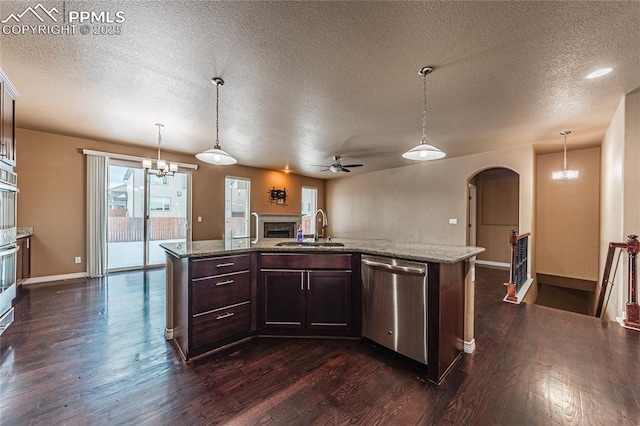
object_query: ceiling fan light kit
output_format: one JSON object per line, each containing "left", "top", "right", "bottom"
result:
{"left": 402, "top": 66, "right": 446, "bottom": 161}
{"left": 196, "top": 77, "right": 238, "bottom": 166}
{"left": 316, "top": 155, "right": 364, "bottom": 174}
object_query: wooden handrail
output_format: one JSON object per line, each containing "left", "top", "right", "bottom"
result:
{"left": 506, "top": 230, "right": 530, "bottom": 302}
{"left": 595, "top": 241, "right": 627, "bottom": 317}
{"left": 596, "top": 235, "right": 640, "bottom": 329}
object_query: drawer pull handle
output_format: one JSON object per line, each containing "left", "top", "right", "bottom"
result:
{"left": 216, "top": 262, "right": 235, "bottom": 268}
{"left": 216, "top": 312, "right": 235, "bottom": 320}
{"left": 216, "top": 279, "right": 234, "bottom": 286}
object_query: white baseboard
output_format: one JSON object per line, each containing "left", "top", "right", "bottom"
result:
{"left": 503, "top": 277, "right": 534, "bottom": 304}
{"left": 475, "top": 260, "right": 510, "bottom": 269}
{"left": 463, "top": 339, "right": 476, "bottom": 353}
{"left": 616, "top": 316, "right": 640, "bottom": 332}
{"left": 22, "top": 272, "right": 88, "bottom": 286}
{"left": 164, "top": 327, "right": 174, "bottom": 340}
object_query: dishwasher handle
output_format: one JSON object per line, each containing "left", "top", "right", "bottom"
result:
{"left": 361, "top": 258, "right": 426, "bottom": 275}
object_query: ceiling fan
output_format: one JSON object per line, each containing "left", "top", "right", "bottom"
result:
{"left": 314, "top": 155, "right": 364, "bottom": 174}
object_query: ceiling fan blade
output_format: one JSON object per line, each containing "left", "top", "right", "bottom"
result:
{"left": 342, "top": 168, "right": 351, "bottom": 173}
{"left": 341, "top": 164, "right": 363, "bottom": 168}
{"left": 319, "top": 168, "right": 330, "bottom": 172}
{"left": 310, "top": 164, "right": 330, "bottom": 167}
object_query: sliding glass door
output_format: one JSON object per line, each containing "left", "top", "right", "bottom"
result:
{"left": 225, "top": 177, "right": 250, "bottom": 239}
{"left": 146, "top": 173, "right": 188, "bottom": 265}
{"left": 107, "top": 162, "right": 145, "bottom": 270}
{"left": 107, "top": 160, "right": 190, "bottom": 271}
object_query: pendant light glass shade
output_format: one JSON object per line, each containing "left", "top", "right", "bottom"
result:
{"left": 402, "top": 143, "right": 446, "bottom": 160}
{"left": 196, "top": 146, "right": 237, "bottom": 165}
{"left": 403, "top": 66, "right": 446, "bottom": 161}
{"left": 196, "top": 77, "right": 237, "bottom": 166}
{"left": 552, "top": 130, "right": 578, "bottom": 180}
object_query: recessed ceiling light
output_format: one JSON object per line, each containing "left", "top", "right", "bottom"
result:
{"left": 586, "top": 68, "right": 613, "bottom": 79}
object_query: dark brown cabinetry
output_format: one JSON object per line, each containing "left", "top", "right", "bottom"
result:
{"left": 0, "top": 69, "right": 18, "bottom": 167}
{"left": 170, "top": 253, "right": 254, "bottom": 360}
{"left": 259, "top": 253, "right": 356, "bottom": 335}
{"left": 16, "top": 236, "right": 30, "bottom": 283}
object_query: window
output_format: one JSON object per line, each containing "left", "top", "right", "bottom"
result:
{"left": 301, "top": 187, "right": 317, "bottom": 235}
{"left": 150, "top": 175, "right": 168, "bottom": 185}
{"left": 149, "top": 196, "right": 171, "bottom": 211}
{"left": 225, "top": 177, "right": 251, "bottom": 238}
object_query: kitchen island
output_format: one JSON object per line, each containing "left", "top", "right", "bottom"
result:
{"left": 162, "top": 238, "right": 484, "bottom": 383}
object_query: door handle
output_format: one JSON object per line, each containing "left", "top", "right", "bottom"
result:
{"left": 216, "top": 262, "right": 234, "bottom": 268}
{"left": 215, "top": 279, "right": 234, "bottom": 286}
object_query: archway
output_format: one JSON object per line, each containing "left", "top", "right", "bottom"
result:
{"left": 468, "top": 167, "right": 520, "bottom": 267}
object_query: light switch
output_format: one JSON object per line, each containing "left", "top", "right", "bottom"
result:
{"left": 449, "top": 218, "right": 458, "bottom": 225}
{"left": 197, "top": 216, "right": 202, "bottom": 222}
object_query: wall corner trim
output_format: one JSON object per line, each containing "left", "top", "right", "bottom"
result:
{"left": 463, "top": 339, "right": 476, "bottom": 353}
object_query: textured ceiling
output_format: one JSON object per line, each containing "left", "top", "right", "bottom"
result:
{"left": 1, "top": 1, "right": 639, "bottom": 178}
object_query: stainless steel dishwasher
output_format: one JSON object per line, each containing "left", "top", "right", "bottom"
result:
{"left": 361, "top": 255, "right": 428, "bottom": 364}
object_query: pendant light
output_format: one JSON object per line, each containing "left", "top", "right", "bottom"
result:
{"left": 552, "top": 130, "right": 579, "bottom": 180}
{"left": 402, "top": 66, "right": 446, "bottom": 161}
{"left": 196, "top": 77, "right": 237, "bottom": 165}
{"left": 142, "top": 123, "right": 178, "bottom": 177}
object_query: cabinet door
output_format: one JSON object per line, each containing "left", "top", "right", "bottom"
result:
{"left": 261, "top": 270, "right": 305, "bottom": 329}
{"left": 22, "top": 237, "right": 30, "bottom": 279}
{"left": 307, "top": 270, "right": 351, "bottom": 330}
{"left": 1, "top": 84, "right": 16, "bottom": 165}
{"left": 16, "top": 238, "right": 24, "bottom": 282}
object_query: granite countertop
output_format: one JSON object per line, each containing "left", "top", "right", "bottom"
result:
{"left": 17, "top": 226, "right": 34, "bottom": 239}
{"left": 161, "top": 238, "right": 485, "bottom": 264}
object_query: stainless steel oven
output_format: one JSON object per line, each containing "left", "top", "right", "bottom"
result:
{"left": 0, "top": 168, "right": 17, "bottom": 335}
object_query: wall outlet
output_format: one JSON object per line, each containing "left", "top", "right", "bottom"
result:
{"left": 449, "top": 218, "right": 458, "bottom": 225}
{"left": 197, "top": 216, "right": 202, "bottom": 222}
{"left": 75, "top": 256, "right": 82, "bottom": 264}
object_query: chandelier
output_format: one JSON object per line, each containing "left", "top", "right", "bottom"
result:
{"left": 196, "top": 77, "right": 237, "bottom": 165}
{"left": 552, "top": 130, "right": 579, "bottom": 180}
{"left": 142, "top": 123, "right": 178, "bottom": 178}
{"left": 402, "top": 66, "right": 446, "bottom": 161}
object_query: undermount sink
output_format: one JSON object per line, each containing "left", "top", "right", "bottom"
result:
{"left": 275, "top": 241, "right": 345, "bottom": 247}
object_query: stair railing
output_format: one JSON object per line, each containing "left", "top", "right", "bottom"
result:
{"left": 596, "top": 240, "right": 627, "bottom": 318}
{"left": 505, "top": 230, "right": 530, "bottom": 302}
{"left": 596, "top": 235, "right": 640, "bottom": 329}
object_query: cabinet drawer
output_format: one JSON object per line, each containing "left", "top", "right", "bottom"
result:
{"left": 191, "top": 254, "right": 251, "bottom": 279}
{"left": 261, "top": 253, "right": 352, "bottom": 270}
{"left": 192, "top": 302, "right": 251, "bottom": 349}
{"left": 192, "top": 270, "right": 251, "bottom": 314}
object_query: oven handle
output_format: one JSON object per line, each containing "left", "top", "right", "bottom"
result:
{"left": 0, "top": 183, "right": 19, "bottom": 193}
{"left": 0, "top": 245, "right": 18, "bottom": 257}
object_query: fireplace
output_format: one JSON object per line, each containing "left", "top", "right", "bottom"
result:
{"left": 252, "top": 212, "right": 302, "bottom": 242}
{"left": 264, "top": 222, "right": 296, "bottom": 238}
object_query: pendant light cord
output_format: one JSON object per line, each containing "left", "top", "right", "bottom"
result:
{"left": 563, "top": 132, "right": 567, "bottom": 170}
{"left": 215, "top": 82, "right": 220, "bottom": 148}
{"left": 421, "top": 71, "right": 427, "bottom": 144}
{"left": 157, "top": 124, "right": 162, "bottom": 161}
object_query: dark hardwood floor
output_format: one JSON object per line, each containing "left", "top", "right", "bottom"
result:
{"left": 1, "top": 267, "right": 639, "bottom": 425}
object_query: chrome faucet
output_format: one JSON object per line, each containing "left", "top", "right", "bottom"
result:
{"left": 314, "top": 209, "right": 328, "bottom": 242}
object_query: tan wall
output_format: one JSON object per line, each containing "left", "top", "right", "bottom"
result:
{"left": 15, "top": 128, "right": 324, "bottom": 278}
{"left": 600, "top": 97, "right": 625, "bottom": 320}
{"left": 326, "top": 144, "right": 534, "bottom": 253}
{"left": 535, "top": 147, "right": 600, "bottom": 282}
{"left": 473, "top": 168, "right": 519, "bottom": 263}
